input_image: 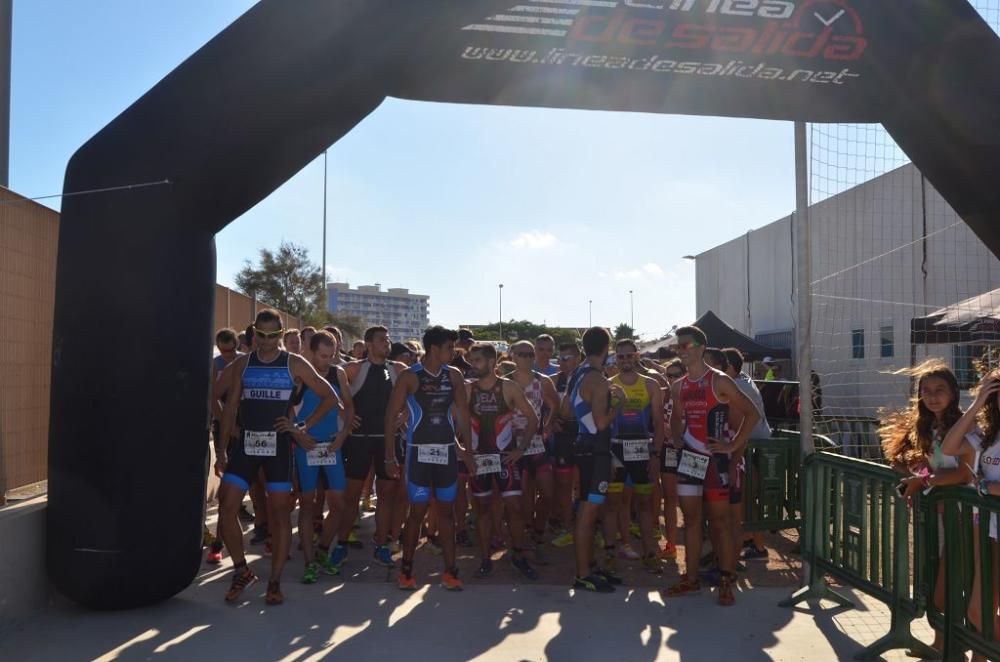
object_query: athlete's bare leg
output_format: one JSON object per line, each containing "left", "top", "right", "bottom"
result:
{"left": 555, "top": 470, "right": 575, "bottom": 531}
{"left": 661, "top": 473, "right": 679, "bottom": 547}
{"left": 267, "top": 492, "right": 293, "bottom": 583}
{"left": 705, "top": 499, "right": 734, "bottom": 575}
{"left": 219, "top": 482, "right": 248, "bottom": 566}
{"left": 635, "top": 491, "right": 657, "bottom": 556}
{"left": 574, "top": 501, "right": 601, "bottom": 578}
{"left": 619, "top": 487, "right": 633, "bottom": 544}
{"left": 434, "top": 499, "right": 457, "bottom": 571}
{"left": 318, "top": 491, "right": 346, "bottom": 550}
{"left": 454, "top": 474, "right": 470, "bottom": 539}
{"left": 679, "top": 495, "right": 704, "bottom": 581}
{"left": 503, "top": 495, "right": 529, "bottom": 557}
{"left": 338, "top": 478, "right": 365, "bottom": 543}
{"left": 373, "top": 479, "right": 397, "bottom": 545}
{"left": 475, "top": 495, "right": 493, "bottom": 562}
{"left": 531, "top": 468, "right": 554, "bottom": 539}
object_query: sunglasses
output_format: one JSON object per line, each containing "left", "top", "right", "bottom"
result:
{"left": 668, "top": 340, "right": 702, "bottom": 351}
{"left": 616, "top": 352, "right": 637, "bottom": 360}
{"left": 255, "top": 329, "right": 284, "bottom": 340}
{"left": 515, "top": 352, "right": 535, "bottom": 359}
{"left": 558, "top": 355, "right": 576, "bottom": 362}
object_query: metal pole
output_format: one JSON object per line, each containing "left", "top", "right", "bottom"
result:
{"left": 0, "top": 0, "right": 12, "bottom": 188}
{"left": 794, "top": 122, "right": 815, "bottom": 456}
{"left": 629, "top": 290, "right": 634, "bottom": 332}
{"left": 322, "top": 150, "right": 328, "bottom": 291}
{"left": 589, "top": 299, "right": 592, "bottom": 327}
{"left": 498, "top": 284, "right": 504, "bottom": 340}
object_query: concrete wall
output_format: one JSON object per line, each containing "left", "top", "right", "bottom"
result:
{"left": 0, "top": 497, "right": 52, "bottom": 632}
{"left": 696, "top": 163, "right": 1000, "bottom": 418}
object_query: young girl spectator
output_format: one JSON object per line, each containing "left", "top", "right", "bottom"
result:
{"left": 880, "top": 359, "right": 977, "bottom": 654}
{"left": 942, "top": 371, "right": 1000, "bottom": 661}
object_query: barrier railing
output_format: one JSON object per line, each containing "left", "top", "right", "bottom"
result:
{"left": 918, "top": 486, "right": 1000, "bottom": 662}
{"left": 781, "top": 452, "right": 935, "bottom": 660}
{"left": 766, "top": 417, "right": 882, "bottom": 460}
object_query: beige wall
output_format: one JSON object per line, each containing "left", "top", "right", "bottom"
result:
{"left": 0, "top": 192, "right": 302, "bottom": 499}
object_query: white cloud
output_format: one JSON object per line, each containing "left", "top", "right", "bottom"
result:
{"left": 510, "top": 230, "right": 557, "bottom": 250}
{"left": 643, "top": 263, "right": 665, "bottom": 277}
{"left": 613, "top": 269, "right": 643, "bottom": 280}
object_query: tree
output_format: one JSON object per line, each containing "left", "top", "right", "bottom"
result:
{"left": 473, "top": 320, "right": 581, "bottom": 345}
{"left": 235, "top": 242, "right": 326, "bottom": 323}
{"left": 323, "top": 312, "right": 365, "bottom": 342}
{"left": 614, "top": 323, "right": 635, "bottom": 341}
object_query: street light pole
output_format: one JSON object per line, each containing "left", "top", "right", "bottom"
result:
{"left": 589, "top": 299, "right": 592, "bottom": 327}
{"left": 322, "top": 150, "right": 328, "bottom": 291}
{"left": 629, "top": 290, "right": 634, "bottom": 332}
{"left": 498, "top": 284, "right": 504, "bottom": 340}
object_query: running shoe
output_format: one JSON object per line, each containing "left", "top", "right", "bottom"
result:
{"left": 659, "top": 541, "right": 678, "bottom": 561}
{"left": 476, "top": 559, "right": 494, "bottom": 579}
{"left": 265, "top": 580, "right": 284, "bottom": 606}
{"left": 664, "top": 577, "right": 702, "bottom": 598}
{"left": 206, "top": 541, "right": 224, "bottom": 565}
{"left": 347, "top": 530, "right": 363, "bottom": 550}
{"left": 642, "top": 554, "right": 663, "bottom": 575}
{"left": 238, "top": 504, "right": 255, "bottom": 523}
{"left": 573, "top": 574, "right": 615, "bottom": 593}
{"left": 618, "top": 543, "right": 641, "bottom": 560}
{"left": 316, "top": 554, "right": 340, "bottom": 576}
{"left": 250, "top": 525, "right": 269, "bottom": 545}
{"left": 302, "top": 562, "right": 320, "bottom": 585}
{"left": 398, "top": 573, "right": 417, "bottom": 591}
{"left": 741, "top": 545, "right": 769, "bottom": 561}
{"left": 512, "top": 556, "right": 539, "bottom": 580}
{"left": 595, "top": 568, "right": 624, "bottom": 586}
{"left": 441, "top": 569, "right": 464, "bottom": 591}
{"left": 455, "top": 529, "right": 473, "bottom": 548}
{"left": 225, "top": 567, "right": 259, "bottom": 604}
{"left": 373, "top": 545, "right": 394, "bottom": 568}
{"left": 718, "top": 572, "right": 736, "bottom": 606}
{"left": 329, "top": 543, "right": 349, "bottom": 569}
{"left": 551, "top": 531, "right": 575, "bottom": 548}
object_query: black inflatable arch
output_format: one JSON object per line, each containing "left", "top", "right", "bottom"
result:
{"left": 49, "top": 0, "right": 1000, "bottom": 608}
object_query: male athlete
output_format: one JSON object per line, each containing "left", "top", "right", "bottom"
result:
{"left": 465, "top": 343, "right": 541, "bottom": 579}
{"left": 664, "top": 327, "right": 759, "bottom": 606}
{"left": 567, "top": 327, "right": 625, "bottom": 593}
{"left": 215, "top": 309, "right": 341, "bottom": 605}
{"left": 283, "top": 329, "right": 302, "bottom": 354}
{"left": 508, "top": 340, "right": 559, "bottom": 562}
{"left": 659, "top": 359, "right": 687, "bottom": 561}
{"left": 550, "top": 342, "right": 582, "bottom": 547}
{"left": 384, "top": 326, "right": 475, "bottom": 590}
{"left": 206, "top": 328, "right": 244, "bottom": 564}
{"left": 533, "top": 334, "right": 560, "bottom": 377}
{"left": 292, "top": 331, "right": 353, "bottom": 584}
{"left": 330, "top": 326, "right": 407, "bottom": 569}
{"left": 607, "top": 338, "right": 665, "bottom": 574}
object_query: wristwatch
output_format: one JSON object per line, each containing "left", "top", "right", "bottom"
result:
{"left": 980, "top": 479, "right": 991, "bottom": 497}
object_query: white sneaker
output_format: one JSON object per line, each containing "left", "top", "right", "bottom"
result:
{"left": 618, "top": 543, "right": 641, "bottom": 560}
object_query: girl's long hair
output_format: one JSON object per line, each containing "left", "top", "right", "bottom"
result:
{"left": 975, "top": 369, "right": 1000, "bottom": 450}
{"left": 880, "top": 359, "right": 962, "bottom": 466}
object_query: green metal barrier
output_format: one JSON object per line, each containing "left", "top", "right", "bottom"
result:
{"left": 781, "top": 452, "right": 936, "bottom": 660}
{"left": 814, "top": 416, "right": 883, "bottom": 461}
{"left": 918, "top": 486, "right": 1000, "bottom": 662}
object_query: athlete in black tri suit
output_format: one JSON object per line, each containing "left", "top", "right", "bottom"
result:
{"left": 331, "top": 326, "right": 406, "bottom": 570}
{"left": 465, "top": 343, "right": 541, "bottom": 580}
{"left": 384, "top": 326, "right": 475, "bottom": 591}
{"left": 215, "top": 309, "right": 342, "bottom": 606}
{"left": 206, "top": 328, "right": 244, "bottom": 564}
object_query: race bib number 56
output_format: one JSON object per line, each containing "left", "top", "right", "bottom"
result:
{"left": 245, "top": 430, "right": 277, "bottom": 457}
{"left": 677, "top": 450, "right": 710, "bottom": 480}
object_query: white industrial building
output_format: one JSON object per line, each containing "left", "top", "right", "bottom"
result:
{"left": 694, "top": 163, "right": 1000, "bottom": 418}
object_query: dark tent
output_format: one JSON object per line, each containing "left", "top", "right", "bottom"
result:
{"left": 691, "top": 311, "right": 792, "bottom": 362}
{"left": 910, "top": 288, "right": 1000, "bottom": 344}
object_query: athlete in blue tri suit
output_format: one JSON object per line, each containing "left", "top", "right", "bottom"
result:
{"left": 564, "top": 326, "right": 627, "bottom": 593}
{"left": 533, "top": 334, "right": 561, "bottom": 377}
{"left": 291, "top": 330, "right": 353, "bottom": 585}
{"left": 216, "top": 309, "right": 341, "bottom": 607}
{"left": 384, "top": 326, "right": 475, "bottom": 591}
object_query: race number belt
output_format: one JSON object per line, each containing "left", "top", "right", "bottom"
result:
{"left": 663, "top": 447, "right": 680, "bottom": 468}
{"left": 524, "top": 435, "right": 547, "bottom": 456}
{"left": 306, "top": 443, "right": 336, "bottom": 466}
{"left": 244, "top": 430, "right": 277, "bottom": 457}
{"left": 475, "top": 453, "right": 502, "bottom": 476}
{"left": 417, "top": 443, "right": 451, "bottom": 466}
{"left": 677, "top": 450, "right": 710, "bottom": 480}
{"left": 613, "top": 437, "right": 652, "bottom": 462}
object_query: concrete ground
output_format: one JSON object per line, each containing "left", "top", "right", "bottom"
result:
{"left": 2, "top": 502, "right": 938, "bottom": 661}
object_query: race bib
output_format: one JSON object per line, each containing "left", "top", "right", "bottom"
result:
{"left": 475, "top": 453, "right": 502, "bottom": 476}
{"left": 244, "top": 430, "right": 277, "bottom": 457}
{"left": 623, "top": 439, "right": 651, "bottom": 462}
{"left": 663, "top": 447, "right": 680, "bottom": 469}
{"left": 677, "top": 450, "right": 710, "bottom": 480}
{"left": 417, "top": 444, "right": 450, "bottom": 466}
{"left": 306, "top": 443, "right": 336, "bottom": 466}
{"left": 524, "top": 436, "right": 547, "bottom": 456}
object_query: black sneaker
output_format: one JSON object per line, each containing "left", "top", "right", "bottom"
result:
{"left": 250, "top": 524, "right": 269, "bottom": 545}
{"left": 455, "top": 529, "right": 473, "bottom": 548}
{"left": 475, "top": 559, "right": 494, "bottom": 579}
{"left": 238, "top": 505, "right": 255, "bottom": 524}
{"left": 512, "top": 556, "right": 539, "bottom": 580}
{"left": 595, "top": 568, "right": 623, "bottom": 586}
{"left": 574, "top": 574, "right": 615, "bottom": 593}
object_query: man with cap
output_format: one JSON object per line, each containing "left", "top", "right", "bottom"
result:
{"left": 390, "top": 342, "right": 418, "bottom": 366}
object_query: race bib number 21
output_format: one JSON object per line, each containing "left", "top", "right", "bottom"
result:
{"left": 417, "top": 444, "right": 450, "bottom": 466}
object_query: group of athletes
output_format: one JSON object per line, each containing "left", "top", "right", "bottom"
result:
{"left": 208, "top": 310, "right": 775, "bottom": 607}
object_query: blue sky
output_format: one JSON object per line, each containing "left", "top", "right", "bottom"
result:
{"left": 12, "top": 0, "right": 799, "bottom": 338}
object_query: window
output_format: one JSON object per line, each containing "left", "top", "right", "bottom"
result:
{"left": 851, "top": 328, "right": 865, "bottom": 359}
{"left": 954, "top": 345, "right": 986, "bottom": 389}
{"left": 880, "top": 325, "right": 894, "bottom": 358}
